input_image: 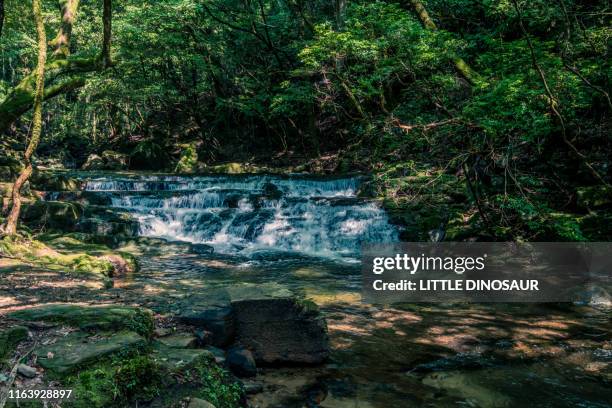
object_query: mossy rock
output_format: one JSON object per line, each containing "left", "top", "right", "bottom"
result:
{"left": 34, "top": 331, "right": 146, "bottom": 375}
{"left": 0, "top": 326, "right": 28, "bottom": 362}
{"left": 30, "top": 171, "right": 82, "bottom": 191}
{"left": 0, "top": 236, "right": 118, "bottom": 276}
{"left": 21, "top": 200, "right": 84, "bottom": 230}
{"left": 9, "top": 304, "right": 154, "bottom": 337}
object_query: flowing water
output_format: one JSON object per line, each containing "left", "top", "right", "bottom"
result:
{"left": 80, "top": 173, "right": 611, "bottom": 408}
{"left": 85, "top": 174, "right": 397, "bottom": 258}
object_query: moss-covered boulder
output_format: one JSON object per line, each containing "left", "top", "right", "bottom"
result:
{"left": 30, "top": 171, "right": 82, "bottom": 191}
{"left": 9, "top": 304, "right": 154, "bottom": 337}
{"left": 0, "top": 326, "right": 28, "bottom": 362}
{"left": 21, "top": 200, "right": 84, "bottom": 230}
{"left": 82, "top": 151, "right": 128, "bottom": 171}
{"left": 0, "top": 236, "right": 126, "bottom": 277}
{"left": 34, "top": 331, "right": 146, "bottom": 375}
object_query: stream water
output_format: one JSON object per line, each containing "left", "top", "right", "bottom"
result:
{"left": 82, "top": 174, "right": 611, "bottom": 408}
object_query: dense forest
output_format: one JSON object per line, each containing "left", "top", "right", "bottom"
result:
{"left": 0, "top": 0, "right": 610, "bottom": 241}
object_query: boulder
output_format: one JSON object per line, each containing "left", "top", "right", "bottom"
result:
{"left": 34, "top": 331, "right": 146, "bottom": 375}
{"left": 0, "top": 326, "right": 28, "bottom": 360}
{"left": 21, "top": 201, "right": 84, "bottom": 230}
{"left": 101, "top": 150, "right": 129, "bottom": 170}
{"left": 17, "top": 364, "right": 37, "bottom": 378}
{"left": 82, "top": 151, "right": 128, "bottom": 171}
{"left": 241, "top": 380, "right": 264, "bottom": 395}
{"left": 9, "top": 304, "right": 154, "bottom": 337}
{"left": 158, "top": 333, "right": 198, "bottom": 349}
{"left": 262, "top": 182, "right": 282, "bottom": 200}
{"left": 188, "top": 398, "right": 217, "bottom": 408}
{"left": 151, "top": 343, "right": 212, "bottom": 371}
{"left": 231, "top": 296, "right": 329, "bottom": 365}
{"left": 81, "top": 154, "right": 105, "bottom": 170}
{"left": 30, "top": 172, "right": 82, "bottom": 191}
{"left": 189, "top": 243, "right": 215, "bottom": 255}
{"left": 226, "top": 346, "right": 257, "bottom": 378}
{"left": 176, "top": 284, "right": 330, "bottom": 365}
{"left": 179, "top": 304, "right": 235, "bottom": 347}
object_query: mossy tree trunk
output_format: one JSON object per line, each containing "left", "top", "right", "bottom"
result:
{"left": 49, "top": 0, "right": 79, "bottom": 58}
{"left": 2, "top": 0, "right": 47, "bottom": 236}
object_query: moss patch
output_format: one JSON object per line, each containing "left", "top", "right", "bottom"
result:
{"left": 0, "top": 326, "right": 28, "bottom": 363}
{"left": 9, "top": 304, "right": 155, "bottom": 337}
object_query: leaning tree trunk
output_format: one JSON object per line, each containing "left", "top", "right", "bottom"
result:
{"left": 1, "top": 0, "right": 47, "bottom": 236}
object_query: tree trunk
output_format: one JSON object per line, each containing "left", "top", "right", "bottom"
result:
{"left": 2, "top": 0, "right": 47, "bottom": 236}
{"left": 0, "top": 57, "right": 95, "bottom": 133}
{"left": 335, "top": 0, "right": 347, "bottom": 30}
{"left": 0, "top": 0, "right": 5, "bottom": 38}
{"left": 49, "top": 0, "right": 80, "bottom": 58}
{"left": 409, "top": 0, "right": 482, "bottom": 85}
{"left": 102, "top": 0, "right": 112, "bottom": 67}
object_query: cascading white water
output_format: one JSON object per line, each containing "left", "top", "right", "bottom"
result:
{"left": 84, "top": 174, "right": 398, "bottom": 258}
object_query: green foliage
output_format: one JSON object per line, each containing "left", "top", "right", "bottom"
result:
{"left": 114, "top": 355, "right": 163, "bottom": 401}
{"left": 1, "top": 0, "right": 609, "bottom": 240}
{"left": 175, "top": 142, "right": 199, "bottom": 173}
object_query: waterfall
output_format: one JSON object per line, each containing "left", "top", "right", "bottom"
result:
{"left": 84, "top": 174, "right": 398, "bottom": 258}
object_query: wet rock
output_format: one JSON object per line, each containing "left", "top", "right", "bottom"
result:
{"left": 262, "top": 182, "right": 282, "bottom": 200}
{"left": 17, "top": 364, "right": 37, "bottom": 378}
{"left": 188, "top": 398, "right": 217, "bottom": 408}
{"left": 241, "top": 379, "right": 264, "bottom": 394}
{"left": 42, "top": 191, "right": 113, "bottom": 206}
{"left": 222, "top": 193, "right": 242, "bottom": 208}
{"left": 10, "top": 304, "right": 154, "bottom": 337}
{"left": 0, "top": 326, "right": 28, "bottom": 360}
{"left": 158, "top": 333, "right": 198, "bottom": 349}
{"left": 189, "top": 243, "right": 214, "bottom": 255}
{"left": 35, "top": 331, "right": 146, "bottom": 375}
{"left": 227, "top": 346, "right": 257, "bottom": 378}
